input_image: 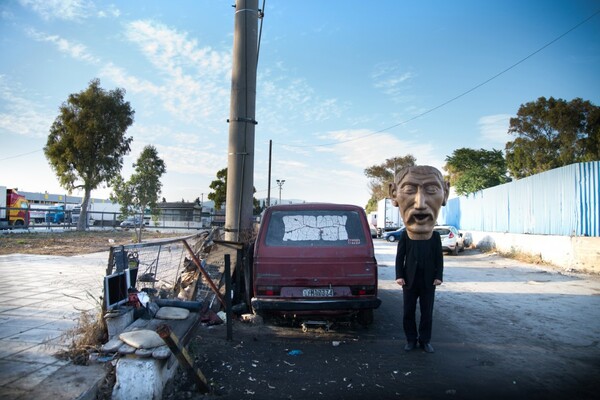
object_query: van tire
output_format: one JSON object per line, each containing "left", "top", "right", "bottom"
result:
{"left": 357, "top": 309, "right": 373, "bottom": 326}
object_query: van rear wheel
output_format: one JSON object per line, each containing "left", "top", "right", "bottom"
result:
{"left": 357, "top": 309, "right": 373, "bottom": 326}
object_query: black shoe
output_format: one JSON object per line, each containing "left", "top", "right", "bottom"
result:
{"left": 421, "top": 342, "right": 435, "bottom": 353}
{"left": 404, "top": 341, "right": 417, "bottom": 351}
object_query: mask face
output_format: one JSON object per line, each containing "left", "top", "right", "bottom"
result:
{"left": 392, "top": 168, "right": 447, "bottom": 240}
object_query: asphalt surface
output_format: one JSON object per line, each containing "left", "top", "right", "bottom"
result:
{"left": 166, "top": 241, "right": 600, "bottom": 400}
{"left": 1, "top": 241, "right": 599, "bottom": 400}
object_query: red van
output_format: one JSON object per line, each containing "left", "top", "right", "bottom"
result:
{"left": 250, "top": 203, "right": 381, "bottom": 325}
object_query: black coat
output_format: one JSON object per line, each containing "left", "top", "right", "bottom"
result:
{"left": 395, "top": 230, "right": 444, "bottom": 290}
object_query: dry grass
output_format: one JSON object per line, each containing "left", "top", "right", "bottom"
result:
{"left": 55, "top": 292, "right": 107, "bottom": 365}
{"left": 479, "top": 244, "right": 549, "bottom": 266}
{"left": 499, "top": 247, "right": 545, "bottom": 265}
{"left": 0, "top": 230, "right": 183, "bottom": 256}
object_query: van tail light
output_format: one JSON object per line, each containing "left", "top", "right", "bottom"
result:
{"left": 257, "top": 286, "right": 280, "bottom": 296}
{"left": 448, "top": 232, "right": 454, "bottom": 238}
{"left": 351, "top": 285, "right": 376, "bottom": 296}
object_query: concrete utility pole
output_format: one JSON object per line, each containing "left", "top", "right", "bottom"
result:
{"left": 225, "top": 0, "right": 259, "bottom": 242}
{"left": 267, "top": 140, "right": 272, "bottom": 207}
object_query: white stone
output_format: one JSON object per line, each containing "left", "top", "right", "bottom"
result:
{"left": 155, "top": 306, "right": 190, "bottom": 320}
{"left": 120, "top": 329, "right": 164, "bottom": 349}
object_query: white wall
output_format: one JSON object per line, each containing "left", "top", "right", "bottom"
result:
{"left": 470, "top": 231, "right": 600, "bottom": 274}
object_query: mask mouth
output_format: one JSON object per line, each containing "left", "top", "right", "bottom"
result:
{"left": 411, "top": 213, "right": 431, "bottom": 222}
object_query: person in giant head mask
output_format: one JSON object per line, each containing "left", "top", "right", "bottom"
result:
{"left": 388, "top": 165, "right": 449, "bottom": 353}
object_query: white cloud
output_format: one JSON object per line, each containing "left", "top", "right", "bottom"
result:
{"left": 19, "top": 0, "right": 120, "bottom": 21}
{"left": 371, "top": 62, "right": 416, "bottom": 102}
{"left": 27, "top": 28, "right": 99, "bottom": 64}
{"left": 324, "top": 129, "right": 440, "bottom": 170}
{"left": 19, "top": 0, "right": 92, "bottom": 21}
{"left": 157, "top": 144, "right": 225, "bottom": 176}
{"left": 122, "top": 20, "right": 232, "bottom": 124}
{"left": 478, "top": 114, "right": 512, "bottom": 146}
{"left": 100, "top": 62, "right": 161, "bottom": 95}
{"left": 97, "top": 4, "right": 120, "bottom": 18}
{"left": 257, "top": 67, "right": 343, "bottom": 135}
{"left": 0, "top": 77, "right": 53, "bottom": 138}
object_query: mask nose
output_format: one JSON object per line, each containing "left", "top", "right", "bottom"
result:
{"left": 414, "top": 188, "right": 426, "bottom": 209}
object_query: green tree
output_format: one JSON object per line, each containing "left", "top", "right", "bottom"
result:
{"left": 110, "top": 145, "right": 166, "bottom": 242}
{"left": 208, "top": 168, "right": 228, "bottom": 210}
{"left": 364, "top": 155, "right": 416, "bottom": 212}
{"left": 506, "top": 97, "right": 600, "bottom": 178}
{"left": 208, "top": 167, "right": 263, "bottom": 214}
{"left": 365, "top": 197, "right": 378, "bottom": 214}
{"left": 443, "top": 148, "right": 510, "bottom": 196}
{"left": 44, "top": 79, "right": 134, "bottom": 231}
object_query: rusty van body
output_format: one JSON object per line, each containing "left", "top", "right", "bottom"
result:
{"left": 250, "top": 203, "right": 381, "bottom": 325}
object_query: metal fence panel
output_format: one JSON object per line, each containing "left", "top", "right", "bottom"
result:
{"left": 439, "top": 162, "right": 599, "bottom": 237}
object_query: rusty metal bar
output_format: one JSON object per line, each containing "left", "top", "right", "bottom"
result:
{"left": 224, "top": 254, "right": 232, "bottom": 341}
{"left": 157, "top": 324, "right": 210, "bottom": 394}
{"left": 182, "top": 240, "right": 226, "bottom": 308}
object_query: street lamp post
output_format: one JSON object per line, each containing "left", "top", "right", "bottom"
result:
{"left": 276, "top": 179, "right": 285, "bottom": 204}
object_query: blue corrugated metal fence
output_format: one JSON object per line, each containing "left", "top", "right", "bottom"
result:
{"left": 439, "top": 161, "right": 599, "bottom": 237}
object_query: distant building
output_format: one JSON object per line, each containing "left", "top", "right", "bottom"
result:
{"left": 21, "top": 190, "right": 82, "bottom": 205}
{"left": 157, "top": 201, "right": 215, "bottom": 228}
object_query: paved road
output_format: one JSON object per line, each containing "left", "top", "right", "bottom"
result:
{"left": 183, "top": 240, "right": 600, "bottom": 399}
{"left": 1, "top": 242, "right": 599, "bottom": 400}
{"left": 0, "top": 252, "right": 108, "bottom": 400}
{"left": 375, "top": 240, "right": 600, "bottom": 400}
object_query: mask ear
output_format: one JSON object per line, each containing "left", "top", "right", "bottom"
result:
{"left": 441, "top": 181, "right": 450, "bottom": 206}
{"left": 388, "top": 182, "right": 399, "bottom": 207}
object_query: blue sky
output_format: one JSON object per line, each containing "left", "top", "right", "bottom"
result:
{"left": 1, "top": 0, "right": 599, "bottom": 208}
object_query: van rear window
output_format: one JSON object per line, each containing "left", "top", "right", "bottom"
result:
{"left": 265, "top": 210, "right": 366, "bottom": 247}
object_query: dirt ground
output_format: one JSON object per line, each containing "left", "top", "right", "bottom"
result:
{"left": 3, "top": 232, "right": 597, "bottom": 400}
{"left": 159, "top": 246, "right": 600, "bottom": 400}
{"left": 0, "top": 230, "right": 183, "bottom": 256}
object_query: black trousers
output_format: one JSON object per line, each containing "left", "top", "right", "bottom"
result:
{"left": 402, "top": 273, "right": 436, "bottom": 343}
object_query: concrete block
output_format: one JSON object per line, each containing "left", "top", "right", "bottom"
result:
{"left": 112, "top": 358, "right": 165, "bottom": 400}
{"left": 104, "top": 307, "right": 134, "bottom": 340}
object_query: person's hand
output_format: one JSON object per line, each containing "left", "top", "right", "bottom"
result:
{"left": 396, "top": 278, "right": 405, "bottom": 286}
{"left": 433, "top": 279, "right": 442, "bottom": 286}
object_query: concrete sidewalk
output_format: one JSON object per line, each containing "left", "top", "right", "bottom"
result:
{"left": 0, "top": 252, "right": 110, "bottom": 400}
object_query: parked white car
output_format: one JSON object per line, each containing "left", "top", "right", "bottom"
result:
{"left": 433, "top": 225, "right": 464, "bottom": 255}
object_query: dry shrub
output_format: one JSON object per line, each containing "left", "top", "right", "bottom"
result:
{"left": 499, "top": 246, "right": 545, "bottom": 265}
{"left": 55, "top": 292, "right": 108, "bottom": 365}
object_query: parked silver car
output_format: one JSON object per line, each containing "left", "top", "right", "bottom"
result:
{"left": 433, "top": 225, "right": 464, "bottom": 255}
{"left": 120, "top": 216, "right": 143, "bottom": 229}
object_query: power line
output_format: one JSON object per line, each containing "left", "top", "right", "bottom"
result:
{"left": 0, "top": 149, "right": 43, "bottom": 162}
{"left": 280, "top": 9, "right": 600, "bottom": 149}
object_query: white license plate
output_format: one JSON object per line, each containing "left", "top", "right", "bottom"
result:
{"left": 302, "top": 288, "right": 334, "bottom": 297}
